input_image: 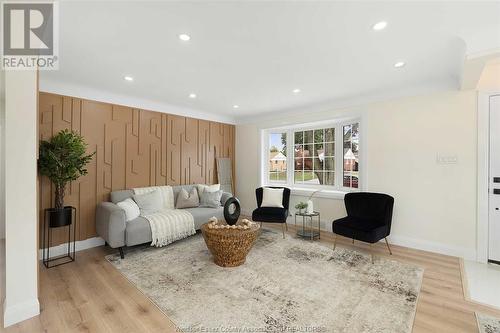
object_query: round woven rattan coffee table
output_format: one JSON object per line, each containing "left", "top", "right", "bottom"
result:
{"left": 201, "top": 220, "right": 260, "bottom": 267}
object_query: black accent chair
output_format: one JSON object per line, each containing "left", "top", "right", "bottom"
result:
{"left": 332, "top": 192, "right": 394, "bottom": 263}
{"left": 252, "top": 187, "right": 291, "bottom": 238}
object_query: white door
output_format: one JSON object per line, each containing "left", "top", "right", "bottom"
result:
{"left": 489, "top": 94, "right": 500, "bottom": 263}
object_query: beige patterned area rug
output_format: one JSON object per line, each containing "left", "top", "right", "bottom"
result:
{"left": 477, "top": 313, "right": 500, "bottom": 333}
{"left": 106, "top": 229, "right": 423, "bottom": 333}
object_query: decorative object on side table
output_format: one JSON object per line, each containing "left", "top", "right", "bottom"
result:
{"left": 295, "top": 201, "right": 307, "bottom": 214}
{"left": 306, "top": 189, "right": 321, "bottom": 214}
{"left": 38, "top": 129, "right": 95, "bottom": 268}
{"left": 202, "top": 218, "right": 260, "bottom": 267}
{"left": 223, "top": 197, "right": 241, "bottom": 226}
{"left": 295, "top": 211, "right": 321, "bottom": 240}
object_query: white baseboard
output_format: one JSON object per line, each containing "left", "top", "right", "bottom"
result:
{"left": 242, "top": 207, "right": 476, "bottom": 260}
{"left": 387, "top": 234, "right": 477, "bottom": 261}
{"left": 38, "top": 236, "right": 105, "bottom": 260}
{"left": 3, "top": 298, "right": 39, "bottom": 327}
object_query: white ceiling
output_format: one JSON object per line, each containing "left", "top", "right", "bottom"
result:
{"left": 40, "top": 1, "right": 500, "bottom": 123}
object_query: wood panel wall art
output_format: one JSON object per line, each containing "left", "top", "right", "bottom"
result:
{"left": 38, "top": 92, "right": 235, "bottom": 247}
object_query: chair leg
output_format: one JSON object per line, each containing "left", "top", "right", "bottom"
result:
{"left": 285, "top": 223, "right": 288, "bottom": 231}
{"left": 333, "top": 233, "right": 337, "bottom": 251}
{"left": 260, "top": 221, "right": 263, "bottom": 229}
{"left": 369, "top": 243, "right": 374, "bottom": 264}
{"left": 118, "top": 247, "right": 125, "bottom": 259}
{"left": 281, "top": 223, "right": 285, "bottom": 239}
{"left": 352, "top": 238, "right": 354, "bottom": 244}
{"left": 385, "top": 237, "right": 393, "bottom": 255}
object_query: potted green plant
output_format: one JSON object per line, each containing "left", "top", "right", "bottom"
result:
{"left": 295, "top": 202, "right": 308, "bottom": 214}
{"left": 38, "top": 130, "right": 95, "bottom": 227}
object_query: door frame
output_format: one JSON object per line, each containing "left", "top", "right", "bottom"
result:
{"left": 477, "top": 91, "right": 500, "bottom": 263}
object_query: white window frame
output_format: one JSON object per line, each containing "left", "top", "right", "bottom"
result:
{"left": 265, "top": 131, "right": 289, "bottom": 185}
{"left": 261, "top": 117, "right": 363, "bottom": 195}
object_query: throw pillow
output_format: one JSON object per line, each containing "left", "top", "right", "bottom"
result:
{"left": 176, "top": 187, "right": 200, "bottom": 209}
{"left": 133, "top": 190, "right": 163, "bottom": 216}
{"left": 116, "top": 198, "right": 140, "bottom": 221}
{"left": 197, "top": 184, "right": 221, "bottom": 196}
{"left": 200, "top": 190, "right": 223, "bottom": 208}
{"left": 261, "top": 187, "right": 284, "bottom": 208}
{"left": 133, "top": 186, "right": 174, "bottom": 210}
{"left": 157, "top": 185, "right": 175, "bottom": 210}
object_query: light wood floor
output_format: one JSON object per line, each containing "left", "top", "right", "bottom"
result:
{"left": 3, "top": 224, "right": 500, "bottom": 333}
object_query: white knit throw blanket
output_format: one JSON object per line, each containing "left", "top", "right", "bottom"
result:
{"left": 133, "top": 186, "right": 196, "bottom": 247}
{"left": 141, "top": 209, "right": 195, "bottom": 247}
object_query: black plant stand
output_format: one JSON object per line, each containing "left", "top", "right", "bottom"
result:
{"left": 42, "top": 206, "right": 76, "bottom": 268}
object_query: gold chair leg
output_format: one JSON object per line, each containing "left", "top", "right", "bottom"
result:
{"left": 385, "top": 237, "right": 393, "bottom": 255}
{"left": 282, "top": 223, "right": 285, "bottom": 239}
{"left": 285, "top": 223, "right": 288, "bottom": 231}
{"left": 352, "top": 238, "right": 354, "bottom": 244}
{"left": 333, "top": 233, "right": 337, "bottom": 251}
{"left": 260, "top": 222, "right": 263, "bottom": 228}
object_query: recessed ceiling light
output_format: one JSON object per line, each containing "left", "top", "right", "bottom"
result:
{"left": 189, "top": 93, "right": 197, "bottom": 99}
{"left": 293, "top": 88, "right": 301, "bottom": 93}
{"left": 179, "top": 34, "right": 191, "bottom": 41}
{"left": 394, "top": 61, "right": 406, "bottom": 68}
{"left": 124, "top": 76, "right": 134, "bottom": 81}
{"left": 372, "top": 21, "right": 387, "bottom": 31}
{"left": 233, "top": 105, "right": 239, "bottom": 109}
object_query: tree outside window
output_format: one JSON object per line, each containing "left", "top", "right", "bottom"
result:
{"left": 293, "top": 128, "right": 335, "bottom": 186}
{"left": 264, "top": 121, "right": 359, "bottom": 189}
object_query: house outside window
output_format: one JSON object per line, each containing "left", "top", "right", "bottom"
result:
{"left": 267, "top": 133, "right": 287, "bottom": 182}
{"left": 263, "top": 120, "right": 361, "bottom": 191}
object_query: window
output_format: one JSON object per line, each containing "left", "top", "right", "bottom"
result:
{"left": 267, "top": 132, "right": 287, "bottom": 183}
{"left": 343, "top": 123, "right": 359, "bottom": 188}
{"left": 294, "top": 128, "right": 335, "bottom": 186}
{"left": 263, "top": 120, "right": 360, "bottom": 191}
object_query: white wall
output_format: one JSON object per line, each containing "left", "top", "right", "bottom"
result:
{"left": 0, "top": 70, "right": 5, "bottom": 240}
{"left": 236, "top": 90, "right": 478, "bottom": 259}
{"left": 3, "top": 70, "right": 39, "bottom": 327}
{"left": 477, "top": 60, "right": 500, "bottom": 91}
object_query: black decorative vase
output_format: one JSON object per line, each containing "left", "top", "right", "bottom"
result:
{"left": 48, "top": 206, "right": 73, "bottom": 228}
{"left": 223, "top": 197, "right": 241, "bottom": 226}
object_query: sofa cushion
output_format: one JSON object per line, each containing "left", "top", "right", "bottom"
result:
{"left": 197, "top": 184, "right": 220, "bottom": 196}
{"left": 172, "top": 184, "right": 198, "bottom": 206}
{"left": 199, "top": 190, "right": 223, "bottom": 208}
{"left": 133, "top": 186, "right": 175, "bottom": 210}
{"left": 133, "top": 190, "right": 163, "bottom": 215}
{"left": 116, "top": 198, "right": 140, "bottom": 221}
{"left": 221, "top": 192, "right": 232, "bottom": 206}
{"left": 176, "top": 187, "right": 200, "bottom": 209}
{"left": 184, "top": 206, "right": 224, "bottom": 229}
{"left": 110, "top": 189, "right": 134, "bottom": 204}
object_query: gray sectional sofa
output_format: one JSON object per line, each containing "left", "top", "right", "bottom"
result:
{"left": 96, "top": 184, "right": 231, "bottom": 258}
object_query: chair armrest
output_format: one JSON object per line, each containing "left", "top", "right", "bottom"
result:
{"left": 95, "top": 202, "right": 126, "bottom": 248}
{"left": 221, "top": 192, "right": 233, "bottom": 206}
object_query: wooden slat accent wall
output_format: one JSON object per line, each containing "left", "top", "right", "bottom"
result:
{"left": 38, "top": 92, "right": 235, "bottom": 247}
